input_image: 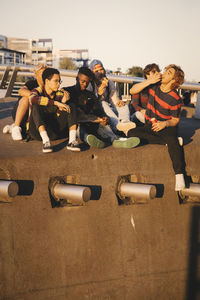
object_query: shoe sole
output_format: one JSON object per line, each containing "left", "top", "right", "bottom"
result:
{"left": 86, "top": 135, "right": 105, "bottom": 148}
{"left": 12, "top": 136, "right": 23, "bottom": 141}
{"left": 66, "top": 147, "right": 81, "bottom": 152}
{"left": 3, "top": 125, "right": 11, "bottom": 134}
{"left": 116, "top": 122, "right": 136, "bottom": 132}
{"left": 112, "top": 137, "right": 140, "bottom": 149}
{"left": 3, "top": 123, "right": 15, "bottom": 134}
{"left": 43, "top": 148, "right": 53, "bottom": 153}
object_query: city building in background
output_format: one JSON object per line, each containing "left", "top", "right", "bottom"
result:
{"left": 0, "top": 34, "right": 26, "bottom": 65}
{"left": 31, "top": 38, "right": 53, "bottom": 66}
{"left": 7, "top": 36, "right": 53, "bottom": 66}
{"left": 0, "top": 34, "right": 89, "bottom": 68}
{"left": 54, "top": 49, "right": 89, "bottom": 69}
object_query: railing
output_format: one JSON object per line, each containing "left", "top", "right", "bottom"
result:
{"left": 1, "top": 64, "right": 200, "bottom": 98}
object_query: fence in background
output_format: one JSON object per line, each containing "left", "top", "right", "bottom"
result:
{"left": 0, "top": 64, "right": 200, "bottom": 99}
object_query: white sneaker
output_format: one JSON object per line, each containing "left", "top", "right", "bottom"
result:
{"left": 175, "top": 174, "right": 185, "bottom": 191}
{"left": 11, "top": 126, "right": 22, "bottom": 141}
{"left": 66, "top": 140, "right": 81, "bottom": 151}
{"left": 3, "top": 123, "right": 14, "bottom": 134}
{"left": 116, "top": 121, "right": 136, "bottom": 136}
{"left": 42, "top": 141, "right": 53, "bottom": 153}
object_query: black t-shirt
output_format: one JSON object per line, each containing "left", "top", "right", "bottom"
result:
{"left": 17, "top": 79, "right": 38, "bottom": 101}
{"left": 64, "top": 85, "right": 106, "bottom": 121}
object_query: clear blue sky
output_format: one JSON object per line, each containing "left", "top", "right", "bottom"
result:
{"left": 1, "top": 0, "right": 200, "bottom": 81}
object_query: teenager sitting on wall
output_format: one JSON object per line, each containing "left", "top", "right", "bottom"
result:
{"left": 130, "top": 63, "right": 161, "bottom": 125}
{"left": 64, "top": 67, "right": 140, "bottom": 149}
{"left": 88, "top": 59, "right": 136, "bottom": 135}
{"left": 3, "top": 63, "right": 47, "bottom": 140}
{"left": 122, "top": 64, "right": 186, "bottom": 191}
{"left": 28, "top": 67, "right": 80, "bottom": 153}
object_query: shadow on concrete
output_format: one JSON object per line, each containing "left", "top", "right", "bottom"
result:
{"left": 15, "top": 179, "right": 34, "bottom": 196}
{"left": 0, "top": 108, "right": 13, "bottom": 120}
{"left": 53, "top": 140, "right": 90, "bottom": 152}
{"left": 179, "top": 118, "right": 200, "bottom": 146}
{"left": 0, "top": 101, "right": 16, "bottom": 120}
{"left": 85, "top": 185, "right": 102, "bottom": 200}
{"left": 185, "top": 206, "right": 200, "bottom": 300}
{"left": 52, "top": 140, "right": 68, "bottom": 152}
{"left": 154, "top": 184, "right": 164, "bottom": 198}
{"left": 181, "top": 107, "right": 194, "bottom": 118}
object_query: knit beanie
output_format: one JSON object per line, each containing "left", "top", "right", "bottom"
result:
{"left": 89, "top": 59, "right": 104, "bottom": 72}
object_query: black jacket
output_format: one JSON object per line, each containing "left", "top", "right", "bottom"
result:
{"left": 64, "top": 84, "right": 106, "bottom": 122}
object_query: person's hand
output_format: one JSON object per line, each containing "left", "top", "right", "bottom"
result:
{"left": 98, "top": 78, "right": 108, "bottom": 95}
{"left": 100, "top": 77, "right": 108, "bottom": 88}
{"left": 60, "top": 89, "right": 70, "bottom": 103}
{"left": 54, "top": 101, "right": 71, "bottom": 113}
{"left": 148, "top": 73, "right": 161, "bottom": 85}
{"left": 100, "top": 116, "right": 108, "bottom": 126}
{"left": 94, "top": 116, "right": 108, "bottom": 126}
{"left": 116, "top": 100, "right": 125, "bottom": 107}
{"left": 152, "top": 121, "right": 167, "bottom": 132}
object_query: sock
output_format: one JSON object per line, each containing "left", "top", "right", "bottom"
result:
{"left": 40, "top": 130, "right": 50, "bottom": 144}
{"left": 69, "top": 130, "right": 76, "bottom": 144}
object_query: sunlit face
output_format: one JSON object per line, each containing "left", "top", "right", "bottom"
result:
{"left": 94, "top": 69, "right": 104, "bottom": 74}
{"left": 35, "top": 67, "right": 46, "bottom": 86}
{"left": 46, "top": 73, "right": 61, "bottom": 92}
{"left": 94, "top": 68, "right": 104, "bottom": 76}
{"left": 146, "top": 68, "right": 160, "bottom": 79}
{"left": 78, "top": 73, "right": 90, "bottom": 90}
{"left": 93, "top": 64, "right": 105, "bottom": 75}
{"left": 161, "top": 67, "right": 176, "bottom": 84}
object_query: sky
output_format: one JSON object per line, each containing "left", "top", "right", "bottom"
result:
{"left": 1, "top": 0, "right": 200, "bottom": 82}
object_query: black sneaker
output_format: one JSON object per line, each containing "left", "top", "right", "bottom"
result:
{"left": 66, "top": 140, "right": 81, "bottom": 152}
{"left": 42, "top": 141, "right": 53, "bottom": 153}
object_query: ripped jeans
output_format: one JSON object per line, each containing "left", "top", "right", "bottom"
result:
{"left": 101, "top": 101, "right": 130, "bottom": 131}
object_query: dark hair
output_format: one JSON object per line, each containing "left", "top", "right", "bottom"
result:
{"left": 78, "top": 67, "right": 94, "bottom": 81}
{"left": 42, "top": 68, "right": 60, "bottom": 83}
{"left": 143, "top": 63, "right": 160, "bottom": 79}
{"left": 165, "top": 64, "right": 184, "bottom": 90}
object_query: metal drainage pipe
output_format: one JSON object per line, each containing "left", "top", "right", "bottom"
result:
{"left": 119, "top": 182, "right": 156, "bottom": 201}
{"left": 179, "top": 183, "right": 200, "bottom": 198}
{"left": 53, "top": 184, "right": 91, "bottom": 203}
{"left": 0, "top": 180, "right": 19, "bottom": 198}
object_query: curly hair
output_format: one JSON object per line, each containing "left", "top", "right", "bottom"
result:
{"left": 78, "top": 67, "right": 95, "bottom": 81}
{"left": 165, "top": 64, "right": 184, "bottom": 90}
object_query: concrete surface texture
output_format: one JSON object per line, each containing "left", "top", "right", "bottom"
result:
{"left": 0, "top": 97, "right": 200, "bottom": 300}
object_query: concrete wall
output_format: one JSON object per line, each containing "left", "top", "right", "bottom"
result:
{"left": 0, "top": 101, "right": 200, "bottom": 299}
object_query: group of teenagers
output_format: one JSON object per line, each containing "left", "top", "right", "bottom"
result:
{"left": 3, "top": 60, "right": 186, "bottom": 191}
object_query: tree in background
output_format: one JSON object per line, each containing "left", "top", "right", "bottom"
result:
{"left": 127, "top": 66, "right": 143, "bottom": 77}
{"left": 59, "top": 57, "right": 77, "bottom": 70}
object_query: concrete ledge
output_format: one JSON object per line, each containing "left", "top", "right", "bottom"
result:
{"left": 1, "top": 99, "right": 200, "bottom": 300}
